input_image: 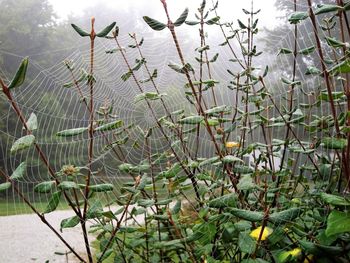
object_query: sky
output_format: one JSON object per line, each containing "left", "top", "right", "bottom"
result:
{"left": 49, "top": 0, "right": 282, "bottom": 29}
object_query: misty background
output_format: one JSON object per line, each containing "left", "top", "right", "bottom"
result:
{"left": 0, "top": 0, "right": 329, "bottom": 197}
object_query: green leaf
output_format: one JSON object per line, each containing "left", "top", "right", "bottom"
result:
{"left": 25, "top": 113, "right": 38, "bottom": 131}
{"left": 315, "top": 4, "right": 342, "bottom": 15}
{"left": 63, "top": 69, "right": 88, "bottom": 88}
{"left": 319, "top": 90, "right": 346, "bottom": 102}
{"left": 134, "top": 92, "right": 166, "bottom": 103}
{"left": 44, "top": 191, "right": 61, "bottom": 213}
{"left": 95, "top": 120, "right": 123, "bottom": 132}
{"left": 299, "top": 240, "right": 343, "bottom": 256}
{"left": 326, "top": 210, "right": 350, "bottom": 236}
{"left": 208, "top": 193, "right": 237, "bottom": 208}
{"left": 277, "top": 249, "right": 302, "bottom": 263}
{"left": 96, "top": 249, "right": 113, "bottom": 262}
{"left": 288, "top": 12, "right": 308, "bottom": 24}
{"left": 178, "top": 115, "right": 204, "bottom": 125}
{"left": 269, "top": 208, "right": 301, "bottom": 225}
{"left": 71, "top": 24, "right": 90, "bottom": 37}
{"left": 299, "top": 46, "right": 316, "bottom": 55}
{"left": 199, "top": 156, "right": 220, "bottom": 167}
{"left": 138, "top": 199, "right": 155, "bottom": 207}
{"left": 105, "top": 48, "right": 125, "bottom": 54}
{"left": 200, "top": 0, "right": 206, "bottom": 10}
{"left": 281, "top": 76, "right": 301, "bottom": 86}
{"left": 196, "top": 45, "right": 210, "bottom": 53}
{"left": 238, "top": 232, "right": 256, "bottom": 254}
{"left": 172, "top": 200, "right": 182, "bottom": 214}
{"left": 174, "top": 8, "right": 189, "bottom": 27}
{"left": 305, "top": 66, "right": 321, "bottom": 75}
{"left": 329, "top": 59, "right": 350, "bottom": 75}
{"left": 185, "top": 21, "right": 200, "bottom": 26}
{"left": 56, "top": 127, "right": 88, "bottom": 137}
{"left": 143, "top": 16, "right": 167, "bottom": 31}
{"left": 10, "top": 162, "right": 26, "bottom": 180}
{"left": 34, "top": 181, "right": 56, "bottom": 193}
{"left": 168, "top": 62, "right": 194, "bottom": 74}
{"left": 194, "top": 222, "right": 217, "bottom": 245}
{"left": 237, "top": 19, "right": 247, "bottom": 29}
{"left": 61, "top": 215, "right": 80, "bottom": 230}
{"left": 8, "top": 57, "right": 29, "bottom": 89}
{"left": 118, "top": 163, "right": 134, "bottom": 173}
{"left": 206, "top": 16, "right": 220, "bottom": 25}
{"left": 230, "top": 208, "right": 264, "bottom": 222}
{"left": 325, "top": 37, "right": 346, "bottom": 48}
{"left": 140, "top": 69, "right": 157, "bottom": 83}
{"left": 204, "top": 105, "right": 230, "bottom": 115}
{"left": 232, "top": 165, "right": 254, "bottom": 174}
{"left": 320, "top": 193, "right": 350, "bottom": 206}
{"left": 131, "top": 58, "right": 145, "bottom": 71}
{"left": 278, "top": 48, "right": 293, "bottom": 55}
{"left": 321, "top": 137, "right": 347, "bottom": 150}
{"left": 58, "top": 181, "right": 80, "bottom": 190}
{"left": 0, "top": 182, "right": 11, "bottom": 192}
{"left": 241, "top": 259, "right": 269, "bottom": 263}
{"left": 121, "top": 71, "right": 132, "bottom": 81}
{"left": 10, "top": 135, "right": 35, "bottom": 154}
{"left": 237, "top": 174, "right": 255, "bottom": 191}
{"left": 89, "top": 183, "right": 114, "bottom": 192}
{"left": 86, "top": 200, "right": 103, "bottom": 219}
{"left": 96, "top": 22, "right": 116, "bottom": 37}
{"left": 222, "top": 155, "right": 244, "bottom": 164}
{"left": 210, "top": 53, "right": 219, "bottom": 63}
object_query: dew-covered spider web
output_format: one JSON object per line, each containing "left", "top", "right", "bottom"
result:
{"left": 0, "top": 0, "right": 343, "bottom": 261}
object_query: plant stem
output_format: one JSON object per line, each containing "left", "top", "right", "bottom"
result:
{"left": 81, "top": 17, "right": 96, "bottom": 263}
{"left": 307, "top": 0, "right": 350, "bottom": 185}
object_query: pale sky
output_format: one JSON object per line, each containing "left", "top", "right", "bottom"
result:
{"left": 49, "top": 0, "right": 281, "bottom": 29}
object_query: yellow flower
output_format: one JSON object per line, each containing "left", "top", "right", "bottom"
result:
{"left": 250, "top": 226, "right": 273, "bottom": 241}
{"left": 289, "top": 248, "right": 302, "bottom": 257}
{"left": 278, "top": 248, "right": 302, "bottom": 262}
{"left": 225, "top": 141, "right": 240, "bottom": 148}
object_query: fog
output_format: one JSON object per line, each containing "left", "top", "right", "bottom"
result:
{"left": 50, "top": 0, "right": 282, "bottom": 29}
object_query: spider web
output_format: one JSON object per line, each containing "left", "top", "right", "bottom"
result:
{"left": 0, "top": 0, "right": 340, "bottom": 261}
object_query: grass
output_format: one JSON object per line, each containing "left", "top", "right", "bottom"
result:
{"left": 0, "top": 199, "right": 70, "bottom": 216}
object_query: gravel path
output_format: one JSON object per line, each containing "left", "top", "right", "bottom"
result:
{"left": 0, "top": 210, "right": 93, "bottom": 263}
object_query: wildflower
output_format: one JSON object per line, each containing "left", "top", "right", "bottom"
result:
{"left": 278, "top": 248, "right": 302, "bottom": 262}
{"left": 225, "top": 141, "right": 240, "bottom": 148}
{"left": 62, "top": 165, "right": 78, "bottom": 176}
{"left": 289, "top": 248, "right": 302, "bottom": 257}
{"left": 250, "top": 226, "right": 273, "bottom": 241}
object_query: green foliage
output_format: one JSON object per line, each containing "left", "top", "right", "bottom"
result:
{"left": 2, "top": 1, "right": 350, "bottom": 262}
{"left": 8, "top": 57, "right": 28, "bottom": 90}
{"left": 143, "top": 16, "right": 167, "bottom": 31}
{"left": 10, "top": 135, "right": 35, "bottom": 154}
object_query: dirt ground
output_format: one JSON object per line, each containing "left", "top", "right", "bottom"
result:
{"left": 0, "top": 210, "right": 92, "bottom": 263}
